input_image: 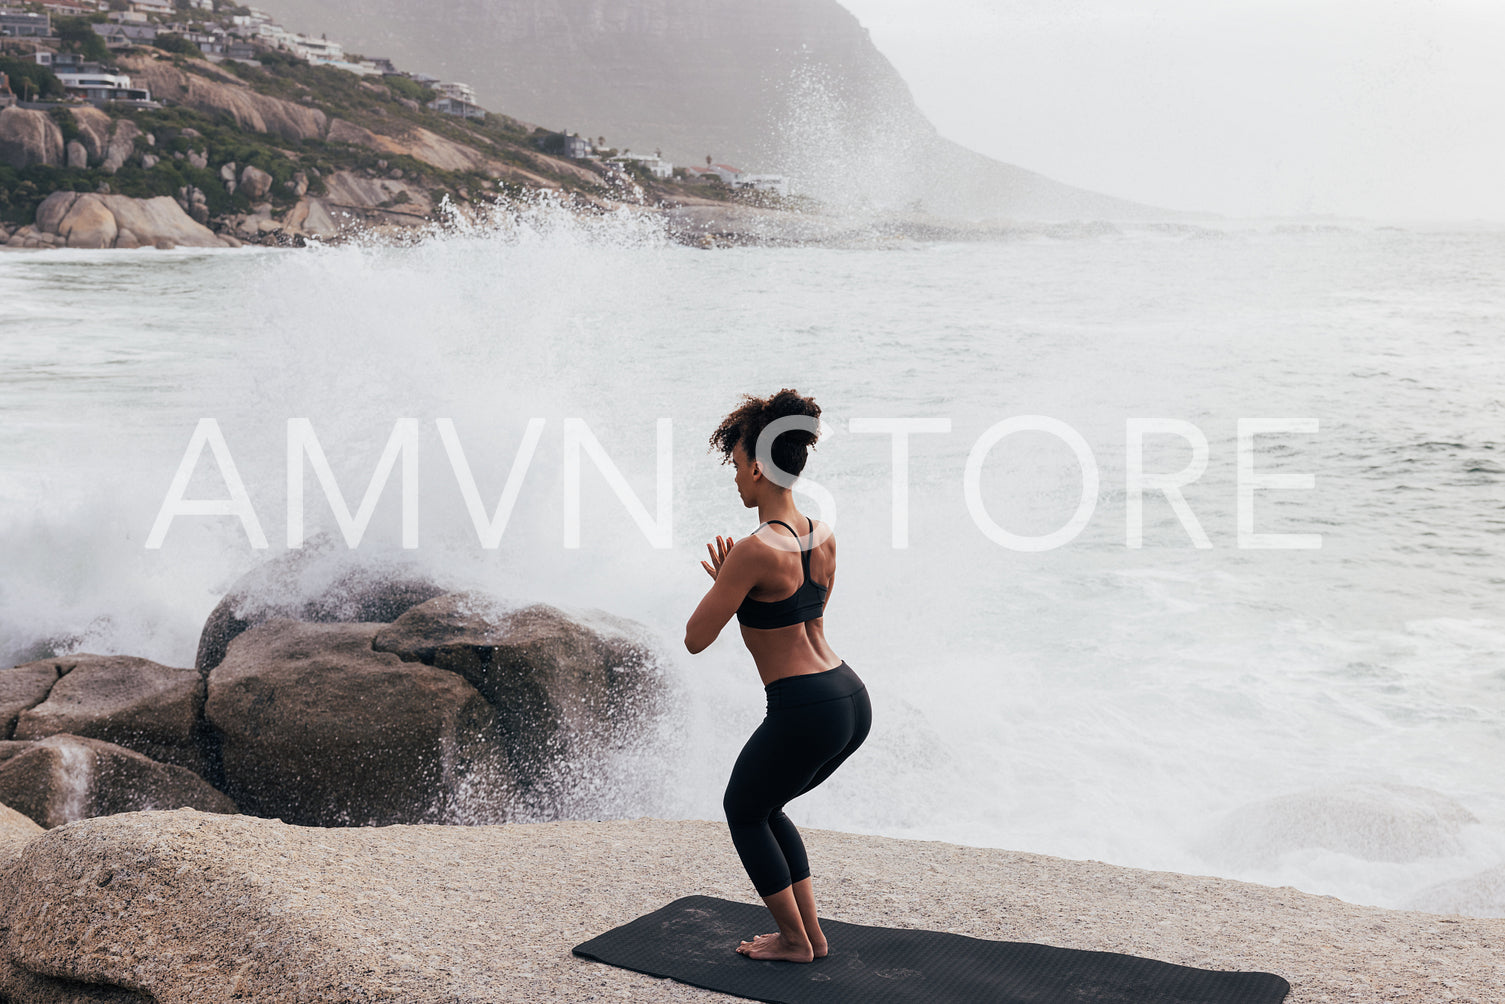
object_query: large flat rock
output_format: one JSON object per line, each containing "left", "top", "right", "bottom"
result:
{"left": 0, "top": 809, "right": 1500, "bottom": 1003}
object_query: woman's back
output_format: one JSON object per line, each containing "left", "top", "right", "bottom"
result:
{"left": 737, "top": 517, "right": 841, "bottom": 685}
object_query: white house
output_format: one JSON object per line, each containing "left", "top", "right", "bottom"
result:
{"left": 129, "top": 0, "right": 174, "bottom": 14}
{"left": 93, "top": 21, "right": 156, "bottom": 46}
{"left": 427, "top": 95, "right": 485, "bottom": 120}
{"left": 40, "top": 0, "right": 96, "bottom": 17}
{"left": 0, "top": 8, "right": 51, "bottom": 37}
{"left": 55, "top": 70, "right": 153, "bottom": 104}
{"left": 435, "top": 81, "right": 476, "bottom": 104}
{"left": 684, "top": 163, "right": 742, "bottom": 184}
{"left": 284, "top": 34, "right": 343, "bottom": 64}
{"left": 707, "top": 163, "right": 742, "bottom": 184}
{"left": 323, "top": 59, "right": 382, "bottom": 77}
{"left": 609, "top": 152, "right": 673, "bottom": 179}
{"left": 252, "top": 22, "right": 291, "bottom": 45}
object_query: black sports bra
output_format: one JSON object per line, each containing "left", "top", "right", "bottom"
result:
{"left": 735, "top": 517, "right": 829, "bottom": 629}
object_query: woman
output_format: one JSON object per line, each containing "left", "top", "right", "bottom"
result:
{"left": 684, "top": 388, "right": 872, "bottom": 964}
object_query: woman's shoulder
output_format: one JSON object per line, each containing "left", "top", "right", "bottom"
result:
{"left": 809, "top": 517, "right": 835, "bottom": 549}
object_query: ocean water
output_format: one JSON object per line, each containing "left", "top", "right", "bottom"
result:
{"left": 2, "top": 205, "right": 1502, "bottom": 917}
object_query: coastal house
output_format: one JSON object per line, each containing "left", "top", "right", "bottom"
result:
{"left": 129, "top": 0, "right": 173, "bottom": 15}
{"left": 225, "top": 39, "right": 255, "bottom": 60}
{"left": 182, "top": 30, "right": 225, "bottom": 55}
{"left": 187, "top": 0, "right": 211, "bottom": 9}
{"left": 325, "top": 58, "right": 382, "bottom": 77}
{"left": 251, "top": 23, "right": 291, "bottom": 46}
{"left": 685, "top": 163, "right": 742, "bottom": 185}
{"left": 92, "top": 22, "right": 156, "bottom": 47}
{"left": 106, "top": 10, "right": 147, "bottom": 23}
{"left": 40, "top": 0, "right": 95, "bottom": 16}
{"left": 701, "top": 163, "right": 742, "bottom": 184}
{"left": 55, "top": 69, "right": 153, "bottom": 105}
{"left": 609, "top": 152, "right": 673, "bottom": 179}
{"left": 561, "top": 133, "right": 590, "bottom": 158}
{"left": 227, "top": 14, "right": 263, "bottom": 37}
{"left": 435, "top": 81, "right": 476, "bottom": 103}
{"left": 160, "top": 23, "right": 226, "bottom": 55}
{"left": 34, "top": 52, "right": 101, "bottom": 72}
{"left": 0, "top": 8, "right": 50, "bottom": 38}
{"left": 283, "top": 34, "right": 343, "bottom": 65}
{"left": 370, "top": 56, "right": 397, "bottom": 75}
{"left": 427, "top": 94, "right": 485, "bottom": 120}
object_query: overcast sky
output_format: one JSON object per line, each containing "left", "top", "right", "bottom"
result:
{"left": 841, "top": 0, "right": 1505, "bottom": 221}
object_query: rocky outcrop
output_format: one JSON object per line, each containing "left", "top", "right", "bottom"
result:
{"left": 204, "top": 620, "right": 509, "bottom": 826}
{"left": 117, "top": 52, "right": 327, "bottom": 142}
{"left": 239, "top": 163, "right": 273, "bottom": 199}
{"left": 0, "top": 106, "right": 63, "bottom": 169}
{"left": 372, "top": 595, "right": 665, "bottom": 796}
{"left": 10, "top": 654, "right": 210, "bottom": 775}
{"left": 175, "top": 183, "right": 210, "bottom": 224}
{"left": 12, "top": 191, "right": 235, "bottom": 249}
{"left": 7, "top": 555, "right": 665, "bottom": 830}
{"left": 0, "top": 662, "right": 61, "bottom": 738}
{"left": 68, "top": 104, "right": 112, "bottom": 163}
{"left": 318, "top": 168, "right": 436, "bottom": 224}
{"left": 193, "top": 540, "right": 447, "bottom": 674}
{"left": 0, "top": 734, "right": 236, "bottom": 828}
{"left": 329, "top": 117, "right": 492, "bottom": 173}
{"left": 100, "top": 118, "right": 139, "bottom": 174}
{"left": 283, "top": 194, "right": 342, "bottom": 238}
{"left": 58, "top": 193, "right": 118, "bottom": 247}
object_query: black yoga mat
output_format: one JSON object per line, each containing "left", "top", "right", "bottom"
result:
{"left": 573, "top": 895, "right": 1291, "bottom": 1004}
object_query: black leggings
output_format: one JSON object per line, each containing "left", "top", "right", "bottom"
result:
{"left": 722, "top": 661, "right": 872, "bottom": 897}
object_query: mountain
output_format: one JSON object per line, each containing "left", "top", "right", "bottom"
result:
{"left": 255, "top": 0, "right": 1174, "bottom": 219}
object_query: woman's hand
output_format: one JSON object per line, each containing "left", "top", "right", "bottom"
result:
{"left": 701, "top": 535, "right": 735, "bottom": 579}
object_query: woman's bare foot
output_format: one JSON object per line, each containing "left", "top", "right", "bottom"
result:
{"left": 735, "top": 931, "right": 815, "bottom": 963}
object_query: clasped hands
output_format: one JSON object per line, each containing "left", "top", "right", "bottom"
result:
{"left": 701, "top": 535, "right": 735, "bottom": 579}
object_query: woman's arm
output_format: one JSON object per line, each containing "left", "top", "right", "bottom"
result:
{"left": 685, "top": 534, "right": 762, "bottom": 653}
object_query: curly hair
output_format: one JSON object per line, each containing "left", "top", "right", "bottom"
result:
{"left": 709, "top": 388, "right": 822, "bottom": 480}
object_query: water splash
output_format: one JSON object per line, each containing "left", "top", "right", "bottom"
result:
{"left": 50, "top": 738, "right": 95, "bottom": 824}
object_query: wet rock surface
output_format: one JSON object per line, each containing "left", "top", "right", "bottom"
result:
{"left": 205, "top": 620, "right": 509, "bottom": 826}
{"left": 0, "top": 734, "right": 236, "bottom": 828}
{"left": 11, "top": 654, "right": 210, "bottom": 775}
